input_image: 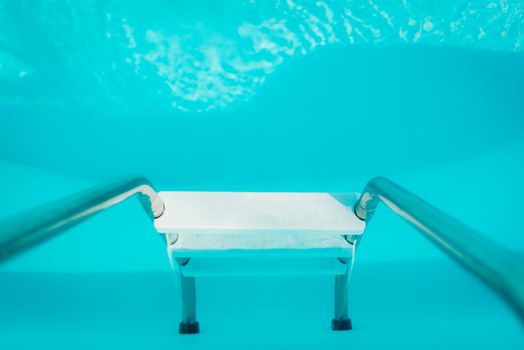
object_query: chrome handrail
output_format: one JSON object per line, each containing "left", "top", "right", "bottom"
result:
{"left": 355, "top": 177, "right": 524, "bottom": 321}
{"left": 0, "top": 175, "right": 164, "bottom": 262}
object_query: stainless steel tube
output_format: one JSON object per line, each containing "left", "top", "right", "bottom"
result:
{"left": 180, "top": 275, "right": 197, "bottom": 323}
{"left": 354, "top": 176, "right": 524, "bottom": 321}
{"left": 175, "top": 258, "right": 199, "bottom": 334}
{"left": 333, "top": 260, "right": 352, "bottom": 330}
{"left": 0, "top": 175, "right": 164, "bottom": 262}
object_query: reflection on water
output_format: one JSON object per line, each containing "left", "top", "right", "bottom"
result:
{"left": 0, "top": 0, "right": 523, "bottom": 112}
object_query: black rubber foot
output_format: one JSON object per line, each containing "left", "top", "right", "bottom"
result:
{"left": 179, "top": 321, "right": 200, "bottom": 334}
{"left": 332, "top": 318, "right": 352, "bottom": 331}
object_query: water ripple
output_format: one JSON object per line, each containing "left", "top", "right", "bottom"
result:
{"left": 0, "top": 0, "right": 522, "bottom": 112}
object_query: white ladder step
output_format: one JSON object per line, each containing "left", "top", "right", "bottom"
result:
{"left": 154, "top": 192, "right": 365, "bottom": 236}
{"left": 170, "top": 233, "right": 354, "bottom": 258}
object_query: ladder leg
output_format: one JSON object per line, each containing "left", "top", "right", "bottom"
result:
{"left": 332, "top": 260, "right": 352, "bottom": 330}
{"left": 332, "top": 236, "right": 358, "bottom": 330}
{"left": 177, "top": 259, "right": 199, "bottom": 334}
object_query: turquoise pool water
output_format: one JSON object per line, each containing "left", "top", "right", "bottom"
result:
{"left": 0, "top": 1, "right": 523, "bottom": 348}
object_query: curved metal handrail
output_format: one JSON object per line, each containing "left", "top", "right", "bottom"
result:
{"left": 354, "top": 176, "right": 524, "bottom": 321}
{"left": 0, "top": 175, "right": 164, "bottom": 262}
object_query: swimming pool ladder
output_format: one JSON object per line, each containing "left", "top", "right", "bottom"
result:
{"left": 0, "top": 175, "right": 523, "bottom": 328}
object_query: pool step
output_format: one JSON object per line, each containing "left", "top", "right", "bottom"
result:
{"left": 154, "top": 191, "right": 364, "bottom": 334}
{"left": 154, "top": 191, "right": 365, "bottom": 235}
